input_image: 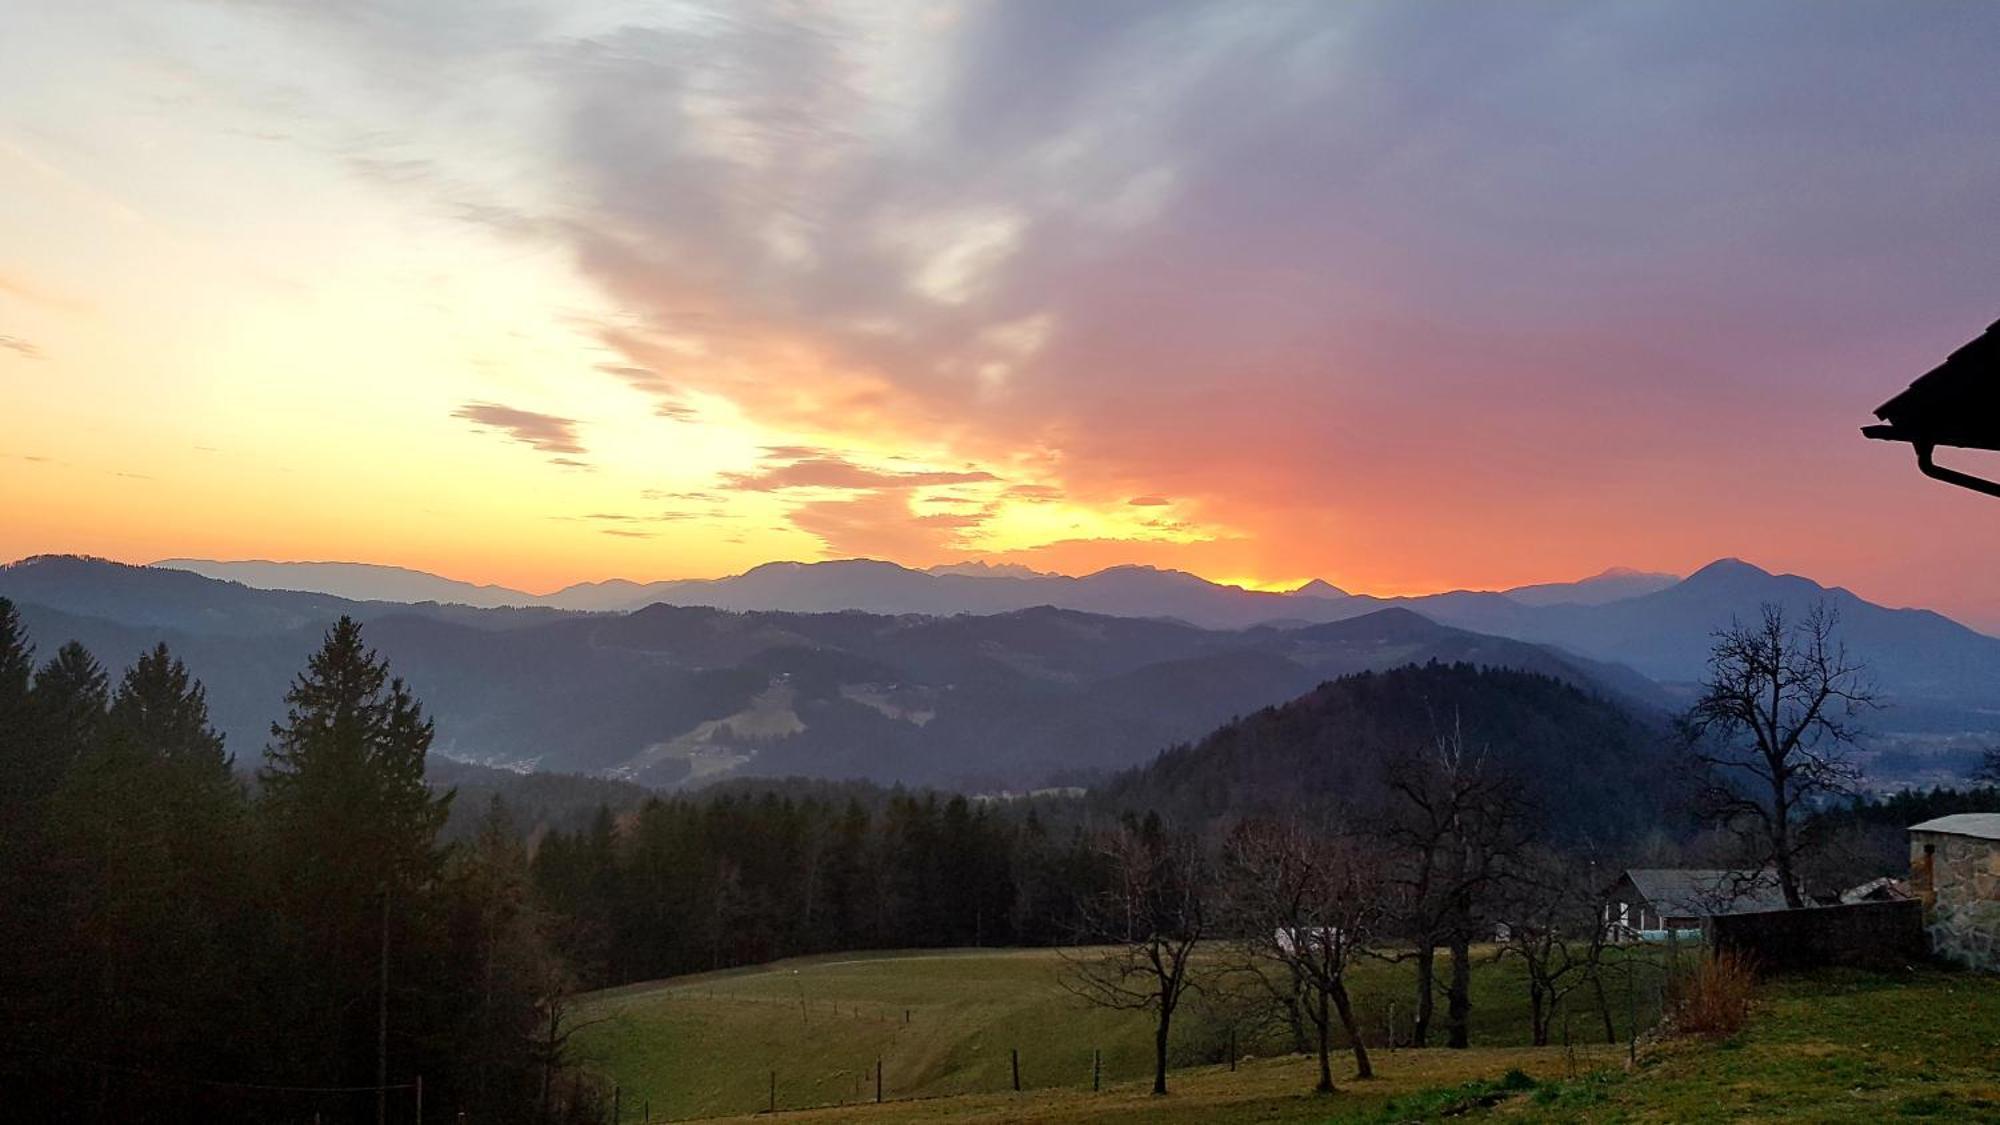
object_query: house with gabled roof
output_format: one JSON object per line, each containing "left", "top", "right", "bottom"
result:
{"left": 1602, "top": 868, "right": 1790, "bottom": 942}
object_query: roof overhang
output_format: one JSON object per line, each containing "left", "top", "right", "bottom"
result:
{"left": 1864, "top": 316, "right": 2000, "bottom": 498}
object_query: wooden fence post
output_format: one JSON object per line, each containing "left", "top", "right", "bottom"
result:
{"left": 875, "top": 1058, "right": 883, "bottom": 1103}
{"left": 612, "top": 1085, "right": 620, "bottom": 1124}
{"left": 769, "top": 1070, "right": 776, "bottom": 1113}
{"left": 1011, "top": 1048, "right": 1020, "bottom": 1092}
{"left": 1228, "top": 1028, "right": 1237, "bottom": 1072}
{"left": 1092, "top": 1049, "right": 1100, "bottom": 1092}
{"left": 415, "top": 1075, "right": 423, "bottom": 1125}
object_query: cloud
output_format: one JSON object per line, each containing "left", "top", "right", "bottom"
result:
{"left": 787, "top": 491, "right": 991, "bottom": 562}
{"left": 599, "top": 363, "right": 674, "bottom": 396}
{"left": 576, "top": 509, "right": 703, "bottom": 523}
{"left": 599, "top": 361, "right": 698, "bottom": 420}
{"left": 0, "top": 335, "right": 42, "bottom": 360}
{"left": 1126, "top": 495, "right": 1170, "bottom": 507}
{"left": 452, "top": 402, "right": 586, "bottom": 455}
{"left": 719, "top": 451, "right": 997, "bottom": 493}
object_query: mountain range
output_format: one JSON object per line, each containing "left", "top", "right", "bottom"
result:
{"left": 147, "top": 555, "right": 2000, "bottom": 699}
{"left": 4, "top": 553, "right": 1995, "bottom": 791}
{"left": 159, "top": 555, "right": 1679, "bottom": 626}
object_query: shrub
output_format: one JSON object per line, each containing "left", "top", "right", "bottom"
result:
{"left": 1668, "top": 949, "right": 1756, "bottom": 1039}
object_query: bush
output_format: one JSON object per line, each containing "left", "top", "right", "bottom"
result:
{"left": 1668, "top": 950, "right": 1756, "bottom": 1039}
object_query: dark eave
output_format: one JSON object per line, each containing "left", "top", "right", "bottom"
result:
{"left": 1864, "top": 316, "right": 2000, "bottom": 497}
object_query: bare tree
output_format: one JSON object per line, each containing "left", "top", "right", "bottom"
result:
{"left": 1060, "top": 819, "right": 1209, "bottom": 1096}
{"left": 1381, "top": 717, "right": 1529, "bottom": 1048}
{"left": 1223, "top": 817, "right": 1384, "bottom": 1091}
{"left": 1682, "top": 602, "right": 1878, "bottom": 908}
{"left": 1493, "top": 847, "right": 1614, "bottom": 1046}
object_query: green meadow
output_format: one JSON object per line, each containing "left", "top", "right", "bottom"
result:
{"left": 574, "top": 948, "right": 2000, "bottom": 1123}
{"left": 570, "top": 945, "right": 1661, "bottom": 1120}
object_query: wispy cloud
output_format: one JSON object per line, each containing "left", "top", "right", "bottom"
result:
{"left": 788, "top": 491, "right": 991, "bottom": 561}
{"left": 0, "top": 335, "right": 42, "bottom": 360}
{"left": 719, "top": 451, "right": 997, "bottom": 493}
{"left": 452, "top": 401, "right": 586, "bottom": 455}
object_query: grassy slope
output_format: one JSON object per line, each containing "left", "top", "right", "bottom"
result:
{"left": 1517, "top": 968, "right": 2000, "bottom": 1123}
{"left": 572, "top": 946, "right": 1661, "bottom": 1121}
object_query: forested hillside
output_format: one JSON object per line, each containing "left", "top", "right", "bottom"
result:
{"left": 1101, "top": 663, "right": 1679, "bottom": 842}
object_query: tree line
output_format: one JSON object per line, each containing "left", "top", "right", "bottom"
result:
{"left": 0, "top": 601, "right": 594, "bottom": 1124}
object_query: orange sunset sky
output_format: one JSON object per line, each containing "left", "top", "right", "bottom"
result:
{"left": 4, "top": 2, "right": 2000, "bottom": 626}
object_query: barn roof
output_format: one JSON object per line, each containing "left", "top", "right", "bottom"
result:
{"left": 1619, "top": 868, "right": 1790, "bottom": 917}
{"left": 1909, "top": 813, "right": 2000, "bottom": 841}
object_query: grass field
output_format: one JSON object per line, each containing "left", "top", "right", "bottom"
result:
{"left": 575, "top": 948, "right": 2000, "bottom": 1123}
{"left": 1524, "top": 967, "right": 2000, "bottom": 1122}
{"left": 571, "top": 945, "right": 1665, "bottom": 1120}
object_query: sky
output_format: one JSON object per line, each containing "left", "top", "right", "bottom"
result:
{"left": 4, "top": 1, "right": 2000, "bottom": 624}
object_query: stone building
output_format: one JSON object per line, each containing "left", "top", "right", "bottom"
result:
{"left": 1909, "top": 813, "right": 2000, "bottom": 970}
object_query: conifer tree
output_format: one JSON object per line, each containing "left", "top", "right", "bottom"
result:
{"left": 30, "top": 639, "right": 109, "bottom": 790}
{"left": 54, "top": 641, "right": 251, "bottom": 1104}
{"left": 258, "top": 616, "right": 451, "bottom": 1084}
{"left": 107, "top": 642, "right": 230, "bottom": 770}
{"left": 261, "top": 616, "right": 449, "bottom": 894}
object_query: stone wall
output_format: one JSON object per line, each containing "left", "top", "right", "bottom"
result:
{"left": 1910, "top": 829, "right": 2000, "bottom": 971}
{"left": 1708, "top": 901, "right": 1926, "bottom": 972}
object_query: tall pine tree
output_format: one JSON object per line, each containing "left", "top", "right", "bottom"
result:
{"left": 52, "top": 641, "right": 254, "bottom": 1114}
{"left": 258, "top": 616, "right": 452, "bottom": 1086}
